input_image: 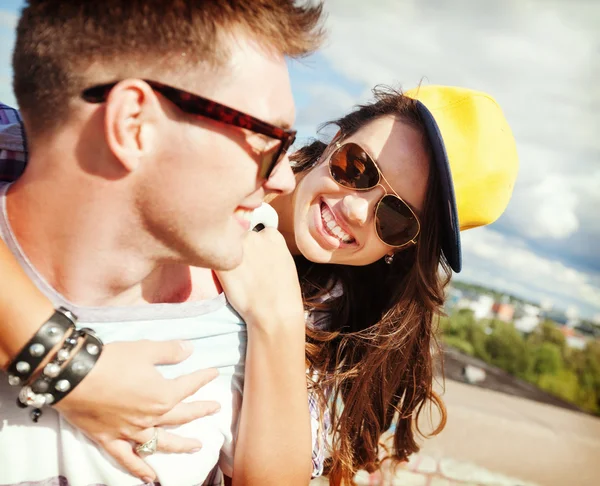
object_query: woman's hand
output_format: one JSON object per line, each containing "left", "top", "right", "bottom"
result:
{"left": 54, "top": 339, "right": 220, "bottom": 483}
{"left": 216, "top": 229, "right": 313, "bottom": 485}
{"left": 215, "top": 228, "right": 304, "bottom": 329}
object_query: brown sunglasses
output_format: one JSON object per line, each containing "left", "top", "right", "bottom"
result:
{"left": 81, "top": 80, "right": 297, "bottom": 180}
{"left": 327, "top": 142, "right": 421, "bottom": 248}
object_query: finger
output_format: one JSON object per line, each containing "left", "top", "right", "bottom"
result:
{"left": 156, "top": 429, "right": 203, "bottom": 454}
{"left": 171, "top": 367, "right": 219, "bottom": 401}
{"left": 157, "top": 400, "right": 221, "bottom": 426}
{"left": 104, "top": 439, "right": 157, "bottom": 483}
{"left": 145, "top": 339, "right": 194, "bottom": 365}
{"left": 134, "top": 427, "right": 202, "bottom": 454}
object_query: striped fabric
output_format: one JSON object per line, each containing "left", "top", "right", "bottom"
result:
{"left": 0, "top": 103, "right": 27, "bottom": 182}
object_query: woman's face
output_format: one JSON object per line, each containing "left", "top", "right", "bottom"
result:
{"left": 291, "top": 116, "right": 430, "bottom": 266}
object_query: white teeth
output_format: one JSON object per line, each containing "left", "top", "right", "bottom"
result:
{"left": 320, "top": 205, "right": 354, "bottom": 244}
{"left": 236, "top": 209, "right": 252, "bottom": 222}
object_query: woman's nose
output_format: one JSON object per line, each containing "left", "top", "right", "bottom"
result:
{"left": 342, "top": 194, "right": 370, "bottom": 225}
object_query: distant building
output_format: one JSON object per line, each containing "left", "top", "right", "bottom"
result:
{"left": 456, "top": 294, "right": 495, "bottom": 320}
{"left": 558, "top": 326, "right": 588, "bottom": 350}
{"left": 514, "top": 304, "right": 542, "bottom": 333}
{"left": 492, "top": 302, "right": 515, "bottom": 323}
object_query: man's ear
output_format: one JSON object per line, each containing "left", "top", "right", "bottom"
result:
{"left": 103, "top": 80, "right": 160, "bottom": 172}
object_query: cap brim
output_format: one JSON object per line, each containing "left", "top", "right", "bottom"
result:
{"left": 414, "top": 100, "right": 462, "bottom": 273}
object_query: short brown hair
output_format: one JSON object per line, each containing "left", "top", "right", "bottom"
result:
{"left": 12, "top": 0, "right": 325, "bottom": 135}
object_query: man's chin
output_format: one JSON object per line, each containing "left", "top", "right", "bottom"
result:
{"left": 209, "top": 247, "right": 244, "bottom": 272}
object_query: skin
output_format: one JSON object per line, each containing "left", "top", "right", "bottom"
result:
{"left": 273, "top": 115, "right": 431, "bottom": 265}
{"left": 1, "top": 108, "right": 432, "bottom": 486}
{"left": 218, "top": 115, "right": 433, "bottom": 485}
{"left": 1, "top": 32, "right": 297, "bottom": 483}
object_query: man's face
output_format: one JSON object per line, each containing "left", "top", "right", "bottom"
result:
{"left": 137, "top": 35, "right": 296, "bottom": 270}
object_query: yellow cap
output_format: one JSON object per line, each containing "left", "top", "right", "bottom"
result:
{"left": 404, "top": 85, "right": 519, "bottom": 272}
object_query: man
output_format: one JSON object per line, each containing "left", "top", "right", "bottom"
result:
{"left": 0, "top": 1, "right": 324, "bottom": 485}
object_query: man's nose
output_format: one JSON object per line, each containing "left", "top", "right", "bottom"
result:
{"left": 262, "top": 153, "right": 296, "bottom": 196}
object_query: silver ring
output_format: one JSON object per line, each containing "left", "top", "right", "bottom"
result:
{"left": 135, "top": 428, "right": 159, "bottom": 456}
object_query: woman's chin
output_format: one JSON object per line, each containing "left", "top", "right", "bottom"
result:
{"left": 297, "top": 237, "right": 337, "bottom": 264}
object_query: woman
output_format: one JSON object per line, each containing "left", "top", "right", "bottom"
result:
{"left": 0, "top": 84, "right": 518, "bottom": 484}
{"left": 219, "top": 84, "right": 518, "bottom": 484}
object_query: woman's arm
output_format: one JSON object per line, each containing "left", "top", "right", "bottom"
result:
{"left": 0, "top": 238, "right": 54, "bottom": 369}
{"left": 217, "top": 228, "right": 313, "bottom": 486}
{"left": 236, "top": 313, "right": 311, "bottom": 485}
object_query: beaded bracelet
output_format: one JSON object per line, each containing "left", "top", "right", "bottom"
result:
{"left": 7, "top": 307, "right": 77, "bottom": 387}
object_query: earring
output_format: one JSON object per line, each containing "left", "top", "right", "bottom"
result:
{"left": 384, "top": 254, "right": 394, "bottom": 265}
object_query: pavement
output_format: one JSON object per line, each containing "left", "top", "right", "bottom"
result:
{"left": 310, "top": 378, "right": 600, "bottom": 486}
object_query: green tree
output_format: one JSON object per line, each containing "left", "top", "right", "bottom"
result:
{"left": 532, "top": 342, "right": 564, "bottom": 375}
{"left": 527, "top": 320, "right": 567, "bottom": 356}
{"left": 537, "top": 370, "right": 579, "bottom": 402}
{"left": 566, "top": 341, "right": 600, "bottom": 414}
{"left": 484, "top": 321, "right": 531, "bottom": 377}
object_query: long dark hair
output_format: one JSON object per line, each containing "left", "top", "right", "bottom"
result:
{"left": 292, "top": 86, "right": 450, "bottom": 485}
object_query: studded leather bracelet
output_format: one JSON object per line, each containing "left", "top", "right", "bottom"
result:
{"left": 18, "top": 327, "right": 103, "bottom": 422}
{"left": 6, "top": 307, "right": 77, "bottom": 387}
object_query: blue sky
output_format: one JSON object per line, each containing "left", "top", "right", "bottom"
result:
{"left": 1, "top": 1, "right": 599, "bottom": 320}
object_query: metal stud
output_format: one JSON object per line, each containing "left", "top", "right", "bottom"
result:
{"left": 43, "top": 362, "right": 61, "bottom": 378}
{"left": 55, "top": 379, "right": 71, "bottom": 392}
{"left": 86, "top": 343, "right": 100, "bottom": 356}
{"left": 46, "top": 326, "right": 60, "bottom": 337}
{"left": 29, "top": 343, "right": 45, "bottom": 357}
{"left": 8, "top": 374, "right": 21, "bottom": 386}
{"left": 71, "top": 361, "right": 89, "bottom": 375}
{"left": 57, "top": 348, "right": 70, "bottom": 361}
{"left": 32, "top": 379, "right": 49, "bottom": 394}
{"left": 16, "top": 361, "right": 31, "bottom": 374}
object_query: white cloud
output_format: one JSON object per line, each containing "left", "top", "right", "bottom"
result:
{"left": 315, "top": 0, "right": 600, "bottom": 248}
{"left": 295, "top": 83, "right": 358, "bottom": 137}
{"left": 291, "top": 0, "right": 600, "bottom": 316}
{"left": 459, "top": 227, "right": 600, "bottom": 318}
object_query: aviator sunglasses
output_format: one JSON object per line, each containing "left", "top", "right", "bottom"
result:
{"left": 81, "top": 80, "right": 297, "bottom": 180}
{"left": 326, "top": 142, "right": 421, "bottom": 248}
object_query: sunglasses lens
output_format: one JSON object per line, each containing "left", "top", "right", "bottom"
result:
{"left": 260, "top": 132, "right": 296, "bottom": 180}
{"left": 376, "top": 195, "right": 419, "bottom": 246}
{"left": 259, "top": 141, "right": 284, "bottom": 180}
{"left": 330, "top": 143, "right": 379, "bottom": 189}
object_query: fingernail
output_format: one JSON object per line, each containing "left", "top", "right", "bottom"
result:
{"left": 141, "top": 477, "right": 154, "bottom": 485}
{"left": 211, "top": 405, "right": 221, "bottom": 414}
{"left": 189, "top": 447, "right": 201, "bottom": 454}
{"left": 180, "top": 341, "right": 193, "bottom": 353}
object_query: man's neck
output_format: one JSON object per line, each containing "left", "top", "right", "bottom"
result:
{"left": 6, "top": 173, "right": 220, "bottom": 307}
